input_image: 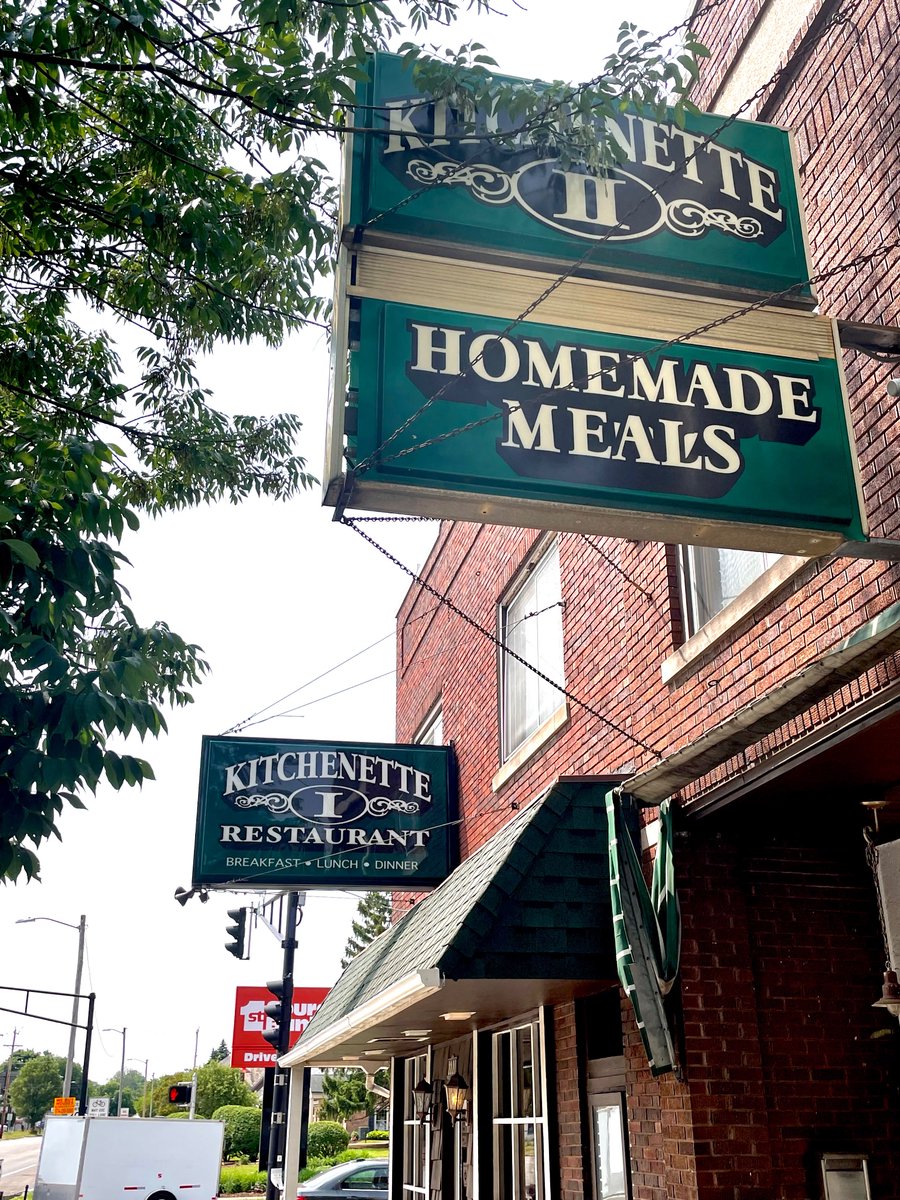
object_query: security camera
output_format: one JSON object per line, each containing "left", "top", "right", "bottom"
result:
{"left": 887, "top": 379, "right": 900, "bottom": 397}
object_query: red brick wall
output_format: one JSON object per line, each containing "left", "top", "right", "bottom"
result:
{"left": 393, "top": 0, "right": 900, "bottom": 1193}
{"left": 553, "top": 1002, "right": 585, "bottom": 1200}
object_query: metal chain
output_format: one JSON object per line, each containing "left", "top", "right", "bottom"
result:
{"left": 580, "top": 535, "right": 656, "bottom": 604}
{"left": 351, "top": 3, "right": 859, "bottom": 477}
{"left": 365, "top": 234, "right": 900, "bottom": 468}
{"left": 342, "top": 515, "right": 665, "bottom": 760}
{"left": 865, "top": 828, "right": 893, "bottom": 971}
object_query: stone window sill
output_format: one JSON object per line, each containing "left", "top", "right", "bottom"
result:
{"left": 662, "top": 554, "right": 809, "bottom": 685}
{"left": 492, "top": 703, "right": 569, "bottom": 792}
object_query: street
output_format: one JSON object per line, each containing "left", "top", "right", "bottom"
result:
{"left": 0, "top": 1135, "right": 41, "bottom": 1195}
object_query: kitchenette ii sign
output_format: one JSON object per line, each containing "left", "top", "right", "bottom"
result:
{"left": 347, "top": 52, "right": 813, "bottom": 299}
{"left": 193, "top": 736, "right": 457, "bottom": 889}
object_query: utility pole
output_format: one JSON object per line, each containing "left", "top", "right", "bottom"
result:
{"left": 64, "top": 915, "right": 86, "bottom": 1099}
{"left": 0, "top": 1029, "right": 18, "bottom": 1137}
{"left": 189, "top": 1027, "right": 199, "bottom": 1120}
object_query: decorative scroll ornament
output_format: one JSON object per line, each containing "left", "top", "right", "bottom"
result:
{"left": 664, "top": 199, "right": 764, "bottom": 240}
{"left": 233, "top": 793, "right": 292, "bottom": 813}
{"left": 366, "top": 796, "right": 422, "bottom": 816}
{"left": 406, "top": 159, "right": 514, "bottom": 205}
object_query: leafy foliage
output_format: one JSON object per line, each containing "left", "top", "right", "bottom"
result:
{"left": 342, "top": 891, "right": 391, "bottom": 968}
{"left": 8, "top": 1051, "right": 81, "bottom": 1127}
{"left": 319, "top": 1066, "right": 388, "bottom": 1123}
{"left": 0, "top": 0, "right": 703, "bottom": 880}
{"left": 208, "top": 1039, "right": 230, "bottom": 1063}
{"left": 307, "top": 1120, "right": 351, "bottom": 1158}
{"left": 213, "top": 1103, "right": 262, "bottom": 1158}
{"left": 152, "top": 1060, "right": 256, "bottom": 1118}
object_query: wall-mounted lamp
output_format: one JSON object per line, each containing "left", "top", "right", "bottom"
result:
{"left": 412, "top": 1076, "right": 435, "bottom": 1127}
{"left": 411, "top": 1065, "right": 471, "bottom": 1127}
{"left": 444, "top": 1069, "right": 470, "bottom": 1124}
{"left": 873, "top": 968, "right": 900, "bottom": 1021}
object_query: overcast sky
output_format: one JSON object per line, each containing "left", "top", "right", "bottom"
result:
{"left": 2, "top": 0, "right": 683, "bottom": 1091}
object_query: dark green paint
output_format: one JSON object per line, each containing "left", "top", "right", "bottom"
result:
{"left": 350, "top": 53, "right": 812, "bottom": 298}
{"left": 192, "top": 735, "right": 457, "bottom": 889}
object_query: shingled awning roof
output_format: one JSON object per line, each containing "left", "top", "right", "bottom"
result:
{"left": 282, "top": 778, "right": 619, "bottom": 1067}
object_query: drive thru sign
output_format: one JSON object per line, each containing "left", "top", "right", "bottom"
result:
{"left": 231, "top": 985, "right": 330, "bottom": 1069}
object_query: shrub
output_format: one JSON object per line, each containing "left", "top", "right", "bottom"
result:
{"left": 366, "top": 1129, "right": 389, "bottom": 1141}
{"left": 213, "top": 1104, "right": 262, "bottom": 1158}
{"left": 307, "top": 1121, "right": 350, "bottom": 1159}
{"left": 218, "top": 1163, "right": 266, "bottom": 1194}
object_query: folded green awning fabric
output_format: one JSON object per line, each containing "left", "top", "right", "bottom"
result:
{"left": 606, "top": 790, "right": 679, "bottom": 1076}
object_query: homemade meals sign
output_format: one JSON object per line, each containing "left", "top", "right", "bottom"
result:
{"left": 193, "top": 737, "right": 457, "bottom": 889}
{"left": 340, "top": 299, "right": 865, "bottom": 554}
{"left": 348, "top": 53, "right": 812, "bottom": 298}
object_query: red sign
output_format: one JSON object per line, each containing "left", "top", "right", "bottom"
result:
{"left": 231, "top": 985, "right": 330, "bottom": 1069}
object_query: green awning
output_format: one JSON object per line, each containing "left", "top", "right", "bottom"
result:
{"left": 607, "top": 790, "right": 680, "bottom": 1076}
{"left": 283, "top": 779, "right": 621, "bottom": 1068}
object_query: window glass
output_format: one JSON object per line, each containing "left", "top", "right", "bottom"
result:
{"left": 403, "top": 1055, "right": 428, "bottom": 1198}
{"left": 492, "top": 1018, "right": 545, "bottom": 1200}
{"left": 592, "top": 1096, "right": 627, "bottom": 1200}
{"left": 500, "top": 540, "right": 565, "bottom": 760}
{"left": 680, "top": 545, "right": 780, "bottom": 636}
{"left": 415, "top": 703, "right": 443, "bottom": 746}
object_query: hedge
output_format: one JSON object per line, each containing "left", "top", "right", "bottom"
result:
{"left": 307, "top": 1121, "right": 350, "bottom": 1158}
{"left": 212, "top": 1104, "right": 262, "bottom": 1158}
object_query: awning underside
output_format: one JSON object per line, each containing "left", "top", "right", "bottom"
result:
{"left": 284, "top": 779, "right": 620, "bottom": 1067}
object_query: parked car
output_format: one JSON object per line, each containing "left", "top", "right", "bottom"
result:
{"left": 297, "top": 1158, "right": 388, "bottom": 1200}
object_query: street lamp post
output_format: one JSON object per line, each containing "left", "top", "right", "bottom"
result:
{"left": 15, "top": 914, "right": 86, "bottom": 1099}
{"left": 104, "top": 1028, "right": 126, "bottom": 1116}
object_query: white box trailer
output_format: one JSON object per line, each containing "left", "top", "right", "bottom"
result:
{"left": 35, "top": 1115, "right": 224, "bottom": 1200}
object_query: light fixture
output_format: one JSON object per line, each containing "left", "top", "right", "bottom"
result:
{"left": 441, "top": 1011, "right": 475, "bottom": 1021}
{"left": 412, "top": 1076, "right": 434, "bottom": 1126}
{"left": 872, "top": 968, "right": 900, "bottom": 1019}
{"left": 444, "top": 1069, "right": 470, "bottom": 1124}
{"left": 403, "top": 1029, "right": 431, "bottom": 1037}
{"left": 864, "top": 828, "right": 900, "bottom": 1023}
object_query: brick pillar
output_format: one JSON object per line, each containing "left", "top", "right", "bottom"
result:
{"left": 678, "top": 830, "right": 774, "bottom": 1200}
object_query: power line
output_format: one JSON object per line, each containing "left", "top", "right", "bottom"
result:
{"left": 342, "top": 517, "right": 665, "bottom": 760}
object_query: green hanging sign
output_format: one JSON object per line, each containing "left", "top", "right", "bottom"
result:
{"left": 347, "top": 52, "right": 813, "bottom": 299}
{"left": 193, "top": 736, "right": 457, "bottom": 890}
{"left": 338, "top": 297, "right": 865, "bottom": 555}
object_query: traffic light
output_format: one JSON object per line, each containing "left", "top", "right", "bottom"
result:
{"left": 225, "top": 907, "right": 248, "bottom": 959}
{"left": 262, "top": 978, "right": 290, "bottom": 1051}
{"left": 168, "top": 1081, "right": 192, "bottom": 1105}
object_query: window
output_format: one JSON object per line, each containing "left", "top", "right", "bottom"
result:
{"left": 403, "top": 1055, "right": 428, "bottom": 1199}
{"left": 679, "top": 545, "right": 780, "bottom": 637}
{"left": 492, "top": 1019, "right": 546, "bottom": 1200}
{"left": 591, "top": 1095, "right": 628, "bottom": 1200}
{"left": 499, "top": 540, "right": 565, "bottom": 762}
{"left": 415, "top": 701, "right": 443, "bottom": 746}
{"left": 342, "top": 1165, "right": 389, "bottom": 1191}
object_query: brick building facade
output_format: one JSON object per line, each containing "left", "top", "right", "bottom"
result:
{"left": 286, "top": 2, "right": 900, "bottom": 1197}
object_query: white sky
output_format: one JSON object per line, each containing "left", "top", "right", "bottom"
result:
{"left": 1, "top": 0, "right": 682, "bottom": 1091}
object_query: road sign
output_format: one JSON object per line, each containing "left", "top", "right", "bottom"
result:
{"left": 52, "top": 1096, "right": 77, "bottom": 1115}
{"left": 87, "top": 1096, "right": 110, "bottom": 1117}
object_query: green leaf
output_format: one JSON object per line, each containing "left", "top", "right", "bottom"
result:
{"left": 4, "top": 539, "right": 40, "bottom": 569}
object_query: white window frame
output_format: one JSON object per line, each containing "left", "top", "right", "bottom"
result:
{"left": 414, "top": 700, "right": 443, "bottom": 746}
{"left": 498, "top": 538, "right": 566, "bottom": 766}
{"left": 402, "top": 1053, "right": 429, "bottom": 1200}
{"left": 589, "top": 1092, "right": 629, "bottom": 1200}
{"left": 491, "top": 1016, "right": 548, "bottom": 1200}
{"left": 679, "top": 544, "right": 782, "bottom": 639}
{"left": 663, "top": 549, "right": 807, "bottom": 684}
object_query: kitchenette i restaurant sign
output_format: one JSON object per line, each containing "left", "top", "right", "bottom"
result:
{"left": 192, "top": 736, "right": 457, "bottom": 889}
